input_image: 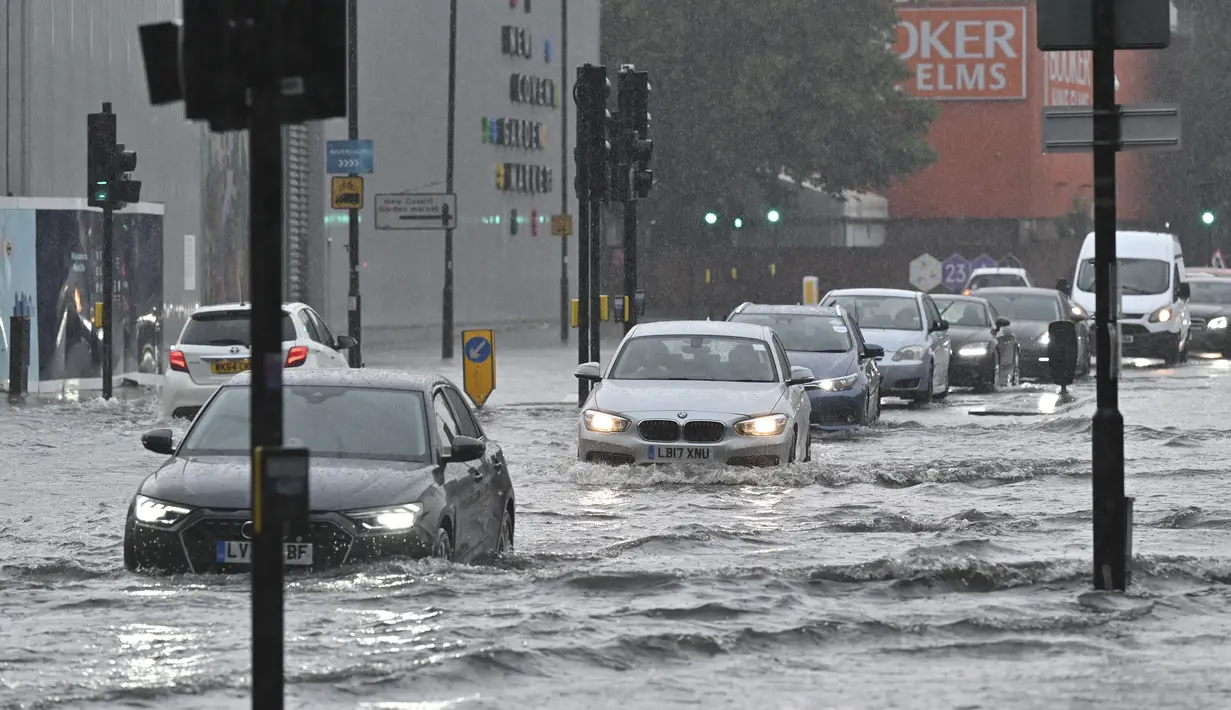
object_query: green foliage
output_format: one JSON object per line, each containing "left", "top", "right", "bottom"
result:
{"left": 601, "top": 0, "right": 939, "bottom": 207}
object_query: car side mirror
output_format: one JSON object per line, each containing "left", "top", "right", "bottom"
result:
{"left": 788, "top": 366, "right": 815, "bottom": 385}
{"left": 931, "top": 319, "right": 949, "bottom": 332}
{"left": 995, "top": 316, "right": 1011, "bottom": 329}
{"left": 862, "top": 344, "right": 886, "bottom": 360}
{"left": 1178, "top": 281, "right": 1191, "bottom": 300}
{"left": 1056, "top": 278, "right": 1071, "bottom": 295}
{"left": 574, "top": 362, "right": 602, "bottom": 382}
{"left": 141, "top": 428, "right": 175, "bottom": 455}
{"left": 444, "top": 435, "right": 486, "bottom": 464}
{"left": 335, "top": 335, "right": 357, "bottom": 350}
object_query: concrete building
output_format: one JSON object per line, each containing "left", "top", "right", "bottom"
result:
{"left": 2, "top": 0, "right": 599, "bottom": 350}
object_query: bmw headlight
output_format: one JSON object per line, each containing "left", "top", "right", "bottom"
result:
{"left": 583, "top": 409, "right": 630, "bottom": 433}
{"left": 133, "top": 494, "right": 192, "bottom": 527}
{"left": 1149, "top": 305, "right": 1172, "bottom": 323}
{"left": 734, "top": 413, "right": 788, "bottom": 436}
{"left": 812, "top": 373, "right": 859, "bottom": 391}
{"left": 892, "top": 345, "right": 924, "bottom": 362}
{"left": 346, "top": 503, "right": 424, "bottom": 532}
{"left": 1037, "top": 332, "right": 1050, "bottom": 346}
{"left": 1209, "top": 316, "right": 1228, "bottom": 330}
{"left": 958, "top": 343, "right": 991, "bottom": 358}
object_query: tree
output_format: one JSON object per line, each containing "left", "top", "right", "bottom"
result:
{"left": 601, "top": 0, "right": 939, "bottom": 212}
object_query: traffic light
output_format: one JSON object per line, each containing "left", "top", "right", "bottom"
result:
{"left": 1202, "top": 210, "right": 1215, "bottom": 226}
{"left": 616, "top": 66, "right": 653, "bottom": 201}
{"left": 733, "top": 217, "right": 744, "bottom": 229}
{"left": 574, "top": 65, "right": 612, "bottom": 201}
{"left": 704, "top": 212, "right": 719, "bottom": 225}
{"left": 87, "top": 108, "right": 116, "bottom": 208}
{"left": 110, "top": 143, "right": 142, "bottom": 209}
{"left": 767, "top": 209, "right": 781, "bottom": 224}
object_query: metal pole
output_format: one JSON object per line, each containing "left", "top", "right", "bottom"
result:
{"left": 623, "top": 172, "right": 637, "bottom": 334}
{"left": 589, "top": 195, "right": 601, "bottom": 364}
{"left": 559, "top": 0, "right": 570, "bottom": 344}
{"left": 577, "top": 193, "right": 591, "bottom": 405}
{"left": 249, "top": 1, "right": 286, "bottom": 705}
{"left": 102, "top": 201, "right": 114, "bottom": 400}
{"left": 346, "top": 0, "right": 362, "bottom": 368}
{"left": 1091, "top": 0, "right": 1128, "bottom": 592}
{"left": 442, "top": 0, "right": 458, "bottom": 360}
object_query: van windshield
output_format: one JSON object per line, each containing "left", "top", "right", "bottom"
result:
{"left": 1075, "top": 258, "right": 1170, "bottom": 296}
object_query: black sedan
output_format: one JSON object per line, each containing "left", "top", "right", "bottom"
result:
{"left": 1186, "top": 275, "right": 1231, "bottom": 358}
{"left": 932, "top": 294, "right": 1020, "bottom": 392}
{"left": 124, "top": 369, "right": 514, "bottom": 573}
{"left": 976, "top": 287, "right": 1092, "bottom": 381}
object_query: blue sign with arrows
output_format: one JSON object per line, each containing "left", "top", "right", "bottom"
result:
{"left": 970, "top": 254, "right": 998, "bottom": 271}
{"left": 464, "top": 335, "right": 492, "bottom": 364}
{"left": 326, "top": 140, "right": 374, "bottom": 174}
{"left": 461, "top": 330, "right": 496, "bottom": 407}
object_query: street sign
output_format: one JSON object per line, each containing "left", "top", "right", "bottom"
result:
{"left": 940, "top": 254, "right": 970, "bottom": 292}
{"left": 1036, "top": 0, "right": 1170, "bottom": 51}
{"left": 461, "top": 329, "right": 495, "bottom": 407}
{"left": 908, "top": 253, "right": 942, "bottom": 292}
{"left": 999, "top": 253, "right": 1025, "bottom": 270}
{"left": 326, "top": 140, "right": 374, "bottom": 174}
{"left": 551, "top": 214, "right": 573, "bottom": 237}
{"left": 1042, "top": 104, "right": 1181, "bottom": 154}
{"left": 374, "top": 193, "right": 458, "bottom": 231}
{"left": 330, "top": 176, "right": 363, "bottom": 210}
{"left": 970, "top": 254, "right": 998, "bottom": 271}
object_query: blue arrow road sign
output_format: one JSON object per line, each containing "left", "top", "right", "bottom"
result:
{"left": 464, "top": 335, "right": 492, "bottom": 364}
{"left": 941, "top": 253, "right": 970, "bottom": 292}
{"left": 326, "top": 140, "right": 374, "bottom": 174}
{"left": 970, "top": 254, "right": 998, "bottom": 271}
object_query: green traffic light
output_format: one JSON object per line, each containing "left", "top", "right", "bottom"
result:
{"left": 767, "top": 209, "right": 781, "bottom": 223}
{"left": 704, "top": 212, "right": 718, "bottom": 225}
{"left": 1203, "top": 211, "right": 1216, "bottom": 226}
{"left": 733, "top": 217, "right": 743, "bottom": 229}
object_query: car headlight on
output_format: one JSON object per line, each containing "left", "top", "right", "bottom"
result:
{"left": 812, "top": 373, "right": 859, "bottom": 391}
{"left": 1149, "top": 305, "right": 1172, "bottom": 323}
{"left": 133, "top": 494, "right": 192, "bottom": 527}
{"left": 1209, "top": 316, "right": 1228, "bottom": 330}
{"left": 346, "top": 503, "right": 424, "bottom": 532}
{"left": 734, "top": 413, "right": 788, "bottom": 437}
{"left": 892, "top": 345, "right": 924, "bottom": 361}
{"left": 583, "top": 409, "right": 630, "bottom": 433}
{"left": 958, "top": 343, "right": 991, "bottom": 357}
{"left": 1037, "top": 332, "right": 1050, "bottom": 346}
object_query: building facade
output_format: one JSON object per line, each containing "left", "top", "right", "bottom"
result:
{"left": 2, "top": 0, "right": 599, "bottom": 349}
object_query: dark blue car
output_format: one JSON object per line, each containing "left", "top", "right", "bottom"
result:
{"left": 728, "top": 303, "right": 884, "bottom": 430}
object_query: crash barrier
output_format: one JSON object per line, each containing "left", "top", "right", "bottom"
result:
{"left": 802, "top": 276, "right": 820, "bottom": 305}
{"left": 1047, "top": 319, "right": 1078, "bottom": 389}
{"left": 8, "top": 293, "right": 32, "bottom": 397}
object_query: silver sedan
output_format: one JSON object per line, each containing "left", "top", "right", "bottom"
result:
{"left": 575, "top": 321, "right": 815, "bottom": 466}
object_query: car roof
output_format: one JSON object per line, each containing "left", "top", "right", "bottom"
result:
{"left": 193, "top": 301, "right": 307, "bottom": 315}
{"left": 222, "top": 368, "right": 450, "bottom": 391}
{"left": 629, "top": 319, "right": 774, "bottom": 340}
{"left": 969, "top": 267, "right": 1027, "bottom": 275}
{"left": 823, "top": 288, "right": 921, "bottom": 299}
{"left": 730, "top": 303, "right": 845, "bottom": 318}
{"left": 971, "top": 286, "right": 1060, "bottom": 297}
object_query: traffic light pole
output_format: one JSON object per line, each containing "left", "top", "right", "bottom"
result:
{"left": 101, "top": 198, "right": 114, "bottom": 400}
{"left": 346, "top": 0, "right": 362, "bottom": 368}
{"left": 559, "top": 0, "right": 570, "bottom": 345}
{"left": 248, "top": 3, "right": 287, "bottom": 706}
{"left": 588, "top": 194, "right": 601, "bottom": 367}
{"left": 441, "top": 0, "right": 458, "bottom": 361}
{"left": 622, "top": 167, "right": 637, "bottom": 335}
{"left": 1091, "top": 0, "right": 1129, "bottom": 592}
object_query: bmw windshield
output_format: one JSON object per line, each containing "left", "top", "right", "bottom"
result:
{"left": 609, "top": 335, "right": 778, "bottom": 382}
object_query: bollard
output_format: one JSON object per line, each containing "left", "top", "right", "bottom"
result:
{"left": 8, "top": 293, "right": 32, "bottom": 398}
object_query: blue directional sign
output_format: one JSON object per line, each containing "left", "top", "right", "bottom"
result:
{"left": 326, "top": 140, "right": 374, "bottom": 174}
{"left": 464, "top": 335, "right": 492, "bottom": 364}
{"left": 970, "top": 254, "right": 998, "bottom": 271}
{"left": 462, "top": 330, "right": 496, "bottom": 407}
{"left": 941, "top": 253, "right": 970, "bottom": 292}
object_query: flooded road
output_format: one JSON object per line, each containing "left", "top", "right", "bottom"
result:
{"left": 4, "top": 350, "right": 1231, "bottom": 709}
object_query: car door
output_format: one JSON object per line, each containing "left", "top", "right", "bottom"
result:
{"left": 771, "top": 334, "right": 808, "bottom": 439}
{"left": 431, "top": 389, "right": 486, "bottom": 561}
{"left": 293, "top": 309, "right": 331, "bottom": 367}
{"left": 987, "top": 303, "right": 1014, "bottom": 373}
{"left": 922, "top": 295, "right": 951, "bottom": 390}
{"left": 847, "top": 313, "right": 881, "bottom": 415}
{"left": 305, "top": 308, "right": 350, "bottom": 368}
{"left": 442, "top": 386, "right": 507, "bottom": 554}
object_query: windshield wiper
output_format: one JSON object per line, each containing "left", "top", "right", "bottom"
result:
{"left": 1120, "top": 284, "right": 1154, "bottom": 295}
{"left": 207, "top": 338, "right": 249, "bottom": 346}
{"left": 808, "top": 349, "right": 850, "bottom": 353}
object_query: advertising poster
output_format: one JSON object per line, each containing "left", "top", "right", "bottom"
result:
{"left": 0, "top": 209, "right": 40, "bottom": 386}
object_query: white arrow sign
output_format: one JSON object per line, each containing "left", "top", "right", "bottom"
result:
{"left": 375, "top": 192, "right": 459, "bottom": 231}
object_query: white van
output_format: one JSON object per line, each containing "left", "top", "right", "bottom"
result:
{"left": 1066, "top": 230, "right": 1191, "bottom": 364}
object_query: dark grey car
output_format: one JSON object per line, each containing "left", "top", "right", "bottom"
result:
{"left": 125, "top": 369, "right": 514, "bottom": 573}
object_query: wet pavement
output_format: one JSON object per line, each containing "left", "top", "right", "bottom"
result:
{"left": 3, "top": 340, "right": 1231, "bottom": 709}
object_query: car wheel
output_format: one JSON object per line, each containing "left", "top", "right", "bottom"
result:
{"left": 912, "top": 366, "right": 934, "bottom": 404}
{"left": 787, "top": 432, "right": 797, "bottom": 464}
{"left": 432, "top": 525, "right": 454, "bottom": 561}
{"left": 803, "top": 427, "right": 813, "bottom": 462}
{"left": 1163, "top": 335, "right": 1181, "bottom": 366}
{"left": 1010, "top": 349, "right": 1021, "bottom": 387}
{"left": 123, "top": 521, "right": 140, "bottom": 572}
{"left": 496, "top": 508, "right": 514, "bottom": 556}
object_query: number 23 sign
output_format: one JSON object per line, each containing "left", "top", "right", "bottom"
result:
{"left": 941, "top": 254, "right": 970, "bottom": 292}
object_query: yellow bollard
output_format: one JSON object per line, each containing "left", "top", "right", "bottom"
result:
{"left": 599, "top": 294, "right": 609, "bottom": 322}
{"left": 570, "top": 299, "right": 579, "bottom": 328}
{"left": 94, "top": 302, "right": 104, "bottom": 327}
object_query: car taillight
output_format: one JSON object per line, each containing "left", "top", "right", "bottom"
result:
{"left": 285, "top": 345, "right": 309, "bottom": 368}
{"left": 169, "top": 350, "right": 188, "bottom": 373}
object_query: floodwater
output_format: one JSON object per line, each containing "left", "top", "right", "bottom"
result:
{"left": 4, "top": 345, "right": 1231, "bottom": 710}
